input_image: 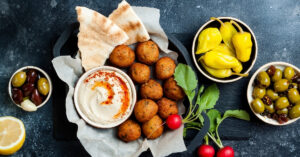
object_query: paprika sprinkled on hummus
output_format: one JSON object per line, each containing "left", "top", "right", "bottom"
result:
{"left": 78, "top": 69, "right": 132, "bottom": 124}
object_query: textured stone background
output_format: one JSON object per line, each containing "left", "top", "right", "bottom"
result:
{"left": 0, "top": 0, "right": 300, "bottom": 156}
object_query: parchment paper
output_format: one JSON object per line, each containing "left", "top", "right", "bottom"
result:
{"left": 52, "top": 6, "right": 186, "bottom": 157}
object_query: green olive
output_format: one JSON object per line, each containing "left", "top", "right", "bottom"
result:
{"left": 275, "top": 97, "right": 290, "bottom": 109}
{"left": 256, "top": 71, "right": 271, "bottom": 88}
{"left": 277, "top": 108, "right": 288, "bottom": 115}
{"left": 251, "top": 98, "right": 265, "bottom": 113}
{"left": 271, "top": 68, "right": 282, "bottom": 82}
{"left": 297, "top": 101, "right": 300, "bottom": 106}
{"left": 12, "top": 71, "right": 27, "bottom": 87}
{"left": 274, "top": 79, "right": 289, "bottom": 92}
{"left": 288, "top": 88, "right": 300, "bottom": 103}
{"left": 289, "top": 104, "right": 300, "bottom": 119}
{"left": 284, "top": 66, "right": 295, "bottom": 80}
{"left": 266, "top": 89, "right": 279, "bottom": 101}
{"left": 264, "top": 104, "right": 275, "bottom": 113}
{"left": 252, "top": 87, "right": 266, "bottom": 99}
{"left": 37, "top": 77, "right": 50, "bottom": 96}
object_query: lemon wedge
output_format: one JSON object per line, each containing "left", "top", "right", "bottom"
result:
{"left": 0, "top": 116, "right": 26, "bottom": 155}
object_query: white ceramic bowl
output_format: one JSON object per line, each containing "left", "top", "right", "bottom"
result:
{"left": 192, "top": 17, "right": 258, "bottom": 83}
{"left": 74, "top": 66, "right": 137, "bottom": 128}
{"left": 247, "top": 62, "right": 300, "bottom": 125}
{"left": 8, "top": 66, "right": 53, "bottom": 110}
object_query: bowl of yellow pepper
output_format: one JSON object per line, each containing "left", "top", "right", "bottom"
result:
{"left": 192, "top": 17, "right": 257, "bottom": 83}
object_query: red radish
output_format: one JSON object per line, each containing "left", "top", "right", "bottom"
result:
{"left": 197, "top": 144, "right": 215, "bottom": 157}
{"left": 166, "top": 114, "right": 182, "bottom": 129}
{"left": 217, "top": 146, "right": 234, "bottom": 157}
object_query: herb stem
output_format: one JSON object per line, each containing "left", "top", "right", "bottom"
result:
{"left": 186, "top": 115, "right": 198, "bottom": 123}
{"left": 204, "top": 135, "right": 209, "bottom": 145}
{"left": 183, "top": 102, "right": 194, "bottom": 121}
{"left": 215, "top": 119, "right": 224, "bottom": 147}
{"left": 207, "top": 133, "right": 223, "bottom": 148}
{"left": 186, "top": 126, "right": 223, "bottom": 148}
{"left": 185, "top": 126, "right": 200, "bottom": 131}
{"left": 185, "top": 110, "right": 202, "bottom": 122}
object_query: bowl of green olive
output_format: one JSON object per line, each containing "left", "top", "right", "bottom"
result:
{"left": 192, "top": 17, "right": 257, "bottom": 83}
{"left": 8, "top": 66, "right": 52, "bottom": 112}
{"left": 247, "top": 62, "right": 300, "bottom": 125}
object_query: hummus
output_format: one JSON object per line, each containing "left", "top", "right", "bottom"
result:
{"left": 77, "top": 69, "right": 132, "bottom": 124}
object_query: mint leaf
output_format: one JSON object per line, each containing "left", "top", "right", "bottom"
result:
{"left": 207, "top": 109, "right": 221, "bottom": 133}
{"left": 174, "top": 63, "right": 198, "bottom": 102}
{"left": 199, "top": 84, "right": 219, "bottom": 111}
{"left": 223, "top": 110, "right": 250, "bottom": 121}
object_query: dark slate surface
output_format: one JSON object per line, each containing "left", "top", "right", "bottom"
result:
{"left": 0, "top": 0, "right": 299, "bottom": 156}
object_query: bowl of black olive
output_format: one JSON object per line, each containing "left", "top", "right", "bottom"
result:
{"left": 247, "top": 62, "right": 300, "bottom": 125}
{"left": 8, "top": 66, "right": 52, "bottom": 112}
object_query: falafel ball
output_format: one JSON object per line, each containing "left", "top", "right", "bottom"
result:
{"left": 157, "top": 97, "right": 178, "bottom": 119}
{"left": 163, "top": 77, "right": 185, "bottom": 101}
{"left": 140, "top": 79, "right": 163, "bottom": 100}
{"left": 134, "top": 99, "right": 158, "bottom": 123}
{"left": 129, "top": 63, "right": 150, "bottom": 84}
{"left": 109, "top": 45, "right": 135, "bottom": 68}
{"left": 155, "top": 57, "right": 176, "bottom": 80}
{"left": 136, "top": 41, "right": 159, "bottom": 65}
{"left": 142, "top": 115, "right": 164, "bottom": 139}
{"left": 118, "top": 119, "right": 141, "bottom": 142}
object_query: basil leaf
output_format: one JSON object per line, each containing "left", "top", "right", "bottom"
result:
{"left": 223, "top": 110, "right": 250, "bottom": 121}
{"left": 174, "top": 63, "right": 198, "bottom": 102}
{"left": 199, "top": 84, "right": 219, "bottom": 111}
{"left": 207, "top": 109, "right": 221, "bottom": 133}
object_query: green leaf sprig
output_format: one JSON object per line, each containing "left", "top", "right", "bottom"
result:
{"left": 174, "top": 63, "right": 250, "bottom": 148}
{"left": 174, "top": 64, "right": 219, "bottom": 124}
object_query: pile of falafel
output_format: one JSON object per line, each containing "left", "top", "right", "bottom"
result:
{"left": 109, "top": 40, "right": 185, "bottom": 142}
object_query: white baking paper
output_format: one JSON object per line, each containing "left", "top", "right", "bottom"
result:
{"left": 52, "top": 6, "right": 186, "bottom": 157}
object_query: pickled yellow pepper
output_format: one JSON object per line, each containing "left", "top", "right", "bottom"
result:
{"left": 195, "top": 28, "right": 222, "bottom": 54}
{"left": 211, "top": 17, "right": 237, "bottom": 51}
{"left": 202, "top": 51, "right": 240, "bottom": 69}
{"left": 231, "top": 20, "right": 253, "bottom": 62}
{"left": 199, "top": 57, "right": 248, "bottom": 78}
{"left": 211, "top": 44, "right": 243, "bottom": 73}
{"left": 212, "top": 43, "right": 235, "bottom": 57}
{"left": 232, "top": 61, "right": 243, "bottom": 73}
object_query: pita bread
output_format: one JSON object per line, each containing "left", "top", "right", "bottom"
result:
{"left": 76, "top": 6, "right": 129, "bottom": 71}
{"left": 109, "top": 1, "right": 150, "bottom": 45}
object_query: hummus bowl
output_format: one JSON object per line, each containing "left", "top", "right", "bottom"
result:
{"left": 74, "top": 66, "right": 137, "bottom": 128}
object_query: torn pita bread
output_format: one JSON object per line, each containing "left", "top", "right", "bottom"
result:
{"left": 76, "top": 6, "right": 129, "bottom": 71}
{"left": 109, "top": 1, "right": 150, "bottom": 45}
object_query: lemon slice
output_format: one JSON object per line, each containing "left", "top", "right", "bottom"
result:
{"left": 0, "top": 116, "right": 26, "bottom": 155}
